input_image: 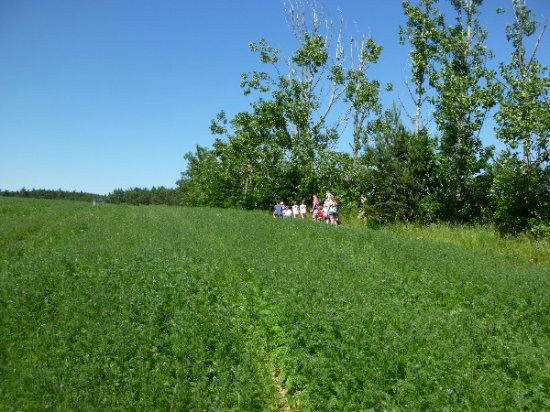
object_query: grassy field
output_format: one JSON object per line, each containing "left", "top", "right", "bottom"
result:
{"left": 1, "top": 197, "right": 549, "bottom": 410}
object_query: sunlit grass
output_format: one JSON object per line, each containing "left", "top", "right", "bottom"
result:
{"left": 383, "top": 221, "right": 550, "bottom": 264}
{"left": 1, "top": 197, "right": 549, "bottom": 410}
{"left": 340, "top": 207, "right": 550, "bottom": 264}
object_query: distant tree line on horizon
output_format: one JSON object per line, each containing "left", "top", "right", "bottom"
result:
{"left": 177, "top": 0, "right": 549, "bottom": 237}
{"left": 0, "top": 188, "right": 100, "bottom": 202}
{"left": 1, "top": 186, "right": 180, "bottom": 206}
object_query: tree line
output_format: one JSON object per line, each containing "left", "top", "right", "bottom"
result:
{"left": 1, "top": 187, "right": 180, "bottom": 206}
{"left": 177, "top": 0, "right": 549, "bottom": 237}
{"left": 0, "top": 188, "right": 101, "bottom": 202}
{"left": 107, "top": 187, "right": 180, "bottom": 206}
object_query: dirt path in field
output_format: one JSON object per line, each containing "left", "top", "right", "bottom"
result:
{"left": 272, "top": 370, "right": 290, "bottom": 412}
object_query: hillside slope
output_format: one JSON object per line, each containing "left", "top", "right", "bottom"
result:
{"left": 1, "top": 197, "right": 549, "bottom": 410}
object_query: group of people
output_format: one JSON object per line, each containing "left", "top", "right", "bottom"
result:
{"left": 273, "top": 192, "right": 340, "bottom": 225}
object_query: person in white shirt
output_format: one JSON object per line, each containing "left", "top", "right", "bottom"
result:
{"left": 292, "top": 203, "right": 299, "bottom": 218}
{"left": 283, "top": 206, "right": 292, "bottom": 218}
{"left": 299, "top": 200, "right": 307, "bottom": 219}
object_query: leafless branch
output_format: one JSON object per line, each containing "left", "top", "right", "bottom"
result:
{"left": 396, "top": 89, "right": 415, "bottom": 125}
{"left": 528, "top": 20, "right": 547, "bottom": 67}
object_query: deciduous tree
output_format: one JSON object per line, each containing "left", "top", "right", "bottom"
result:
{"left": 429, "top": 0, "right": 499, "bottom": 221}
{"left": 495, "top": 0, "right": 549, "bottom": 171}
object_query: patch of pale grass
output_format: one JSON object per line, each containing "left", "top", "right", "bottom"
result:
{"left": 384, "top": 222, "right": 550, "bottom": 264}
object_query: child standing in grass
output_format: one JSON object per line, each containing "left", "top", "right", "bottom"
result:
{"left": 283, "top": 205, "right": 292, "bottom": 218}
{"left": 312, "top": 194, "right": 319, "bottom": 211}
{"left": 292, "top": 202, "right": 299, "bottom": 218}
{"left": 273, "top": 201, "right": 283, "bottom": 218}
{"left": 323, "top": 203, "right": 330, "bottom": 224}
{"left": 328, "top": 195, "right": 339, "bottom": 225}
{"left": 299, "top": 200, "right": 307, "bottom": 219}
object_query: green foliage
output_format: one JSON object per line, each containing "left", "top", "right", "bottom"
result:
{"left": 359, "top": 105, "right": 440, "bottom": 223}
{"left": 107, "top": 186, "right": 180, "bottom": 206}
{"left": 530, "top": 217, "right": 550, "bottom": 239}
{"left": 291, "top": 33, "right": 328, "bottom": 71}
{"left": 345, "top": 35, "right": 383, "bottom": 158}
{"left": 491, "top": 0, "right": 549, "bottom": 236}
{"left": 490, "top": 151, "right": 550, "bottom": 236}
{"left": 400, "top": 0, "right": 445, "bottom": 133}
{"left": 177, "top": 145, "right": 229, "bottom": 207}
{"left": 2, "top": 198, "right": 549, "bottom": 410}
{"left": 400, "top": 0, "right": 500, "bottom": 222}
{"left": 1, "top": 188, "right": 101, "bottom": 202}
{"left": 427, "top": 0, "right": 500, "bottom": 222}
{"left": 494, "top": 0, "right": 549, "bottom": 172}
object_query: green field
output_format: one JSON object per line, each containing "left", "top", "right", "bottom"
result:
{"left": 1, "top": 197, "right": 549, "bottom": 410}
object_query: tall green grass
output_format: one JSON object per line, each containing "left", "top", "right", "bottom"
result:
{"left": 340, "top": 208, "right": 550, "bottom": 264}
{"left": 1, "top": 197, "right": 549, "bottom": 410}
{"left": 384, "top": 222, "right": 550, "bottom": 264}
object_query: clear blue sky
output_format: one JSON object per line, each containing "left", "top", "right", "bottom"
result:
{"left": 1, "top": 0, "right": 548, "bottom": 195}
